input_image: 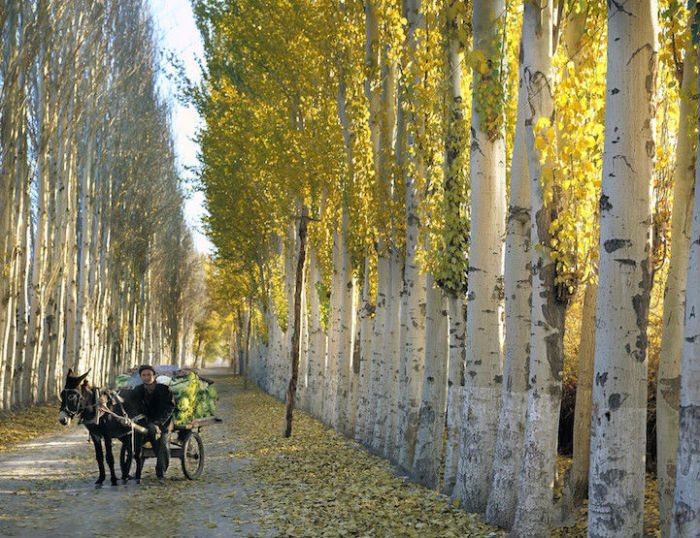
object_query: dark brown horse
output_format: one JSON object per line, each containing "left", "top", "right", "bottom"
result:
{"left": 58, "top": 369, "right": 146, "bottom": 486}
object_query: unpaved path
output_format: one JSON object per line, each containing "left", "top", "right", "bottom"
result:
{"left": 0, "top": 369, "right": 268, "bottom": 537}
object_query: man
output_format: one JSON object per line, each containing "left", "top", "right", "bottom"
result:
{"left": 132, "top": 365, "right": 175, "bottom": 483}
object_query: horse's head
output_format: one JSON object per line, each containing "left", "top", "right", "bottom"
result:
{"left": 59, "top": 368, "right": 91, "bottom": 425}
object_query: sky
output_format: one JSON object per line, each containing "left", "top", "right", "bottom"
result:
{"left": 149, "top": 0, "right": 213, "bottom": 255}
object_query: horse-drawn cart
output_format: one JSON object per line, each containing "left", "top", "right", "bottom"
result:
{"left": 120, "top": 415, "right": 221, "bottom": 480}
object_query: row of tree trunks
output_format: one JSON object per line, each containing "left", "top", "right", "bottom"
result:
{"left": 241, "top": 1, "right": 699, "bottom": 536}
{"left": 0, "top": 0, "right": 205, "bottom": 411}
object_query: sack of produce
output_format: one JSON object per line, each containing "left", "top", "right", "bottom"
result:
{"left": 170, "top": 371, "right": 217, "bottom": 425}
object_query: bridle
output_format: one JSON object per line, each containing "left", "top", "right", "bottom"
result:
{"left": 60, "top": 388, "right": 85, "bottom": 419}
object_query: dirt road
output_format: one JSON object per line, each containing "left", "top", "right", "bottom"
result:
{"left": 0, "top": 370, "right": 267, "bottom": 537}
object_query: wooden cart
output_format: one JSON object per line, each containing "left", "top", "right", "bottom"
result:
{"left": 120, "top": 416, "right": 221, "bottom": 480}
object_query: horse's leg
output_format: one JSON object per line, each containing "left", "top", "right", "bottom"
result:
{"left": 135, "top": 434, "right": 145, "bottom": 484}
{"left": 91, "top": 433, "right": 105, "bottom": 486}
{"left": 104, "top": 436, "right": 118, "bottom": 486}
{"left": 120, "top": 437, "right": 132, "bottom": 482}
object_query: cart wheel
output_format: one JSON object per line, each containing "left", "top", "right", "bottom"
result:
{"left": 181, "top": 431, "right": 204, "bottom": 480}
{"left": 120, "top": 444, "right": 133, "bottom": 478}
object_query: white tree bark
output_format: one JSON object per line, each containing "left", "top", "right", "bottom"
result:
{"left": 656, "top": 30, "right": 696, "bottom": 537}
{"left": 442, "top": 293, "right": 466, "bottom": 496}
{"left": 395, "top": 0, "right": 427, "bottom": 474}
{"left": 354, "top": 257, "right": 374, "bottom": 442}
{"left": 411, "top": 278, "right": 449, "bottom": 489}
{"left": 511, "top": 2, "right": 569, "bottom": 534}
{"left": 484, "top": 58, "right": 531, "bottom": 528}
{"left": 382, "top": 246, "right": 403, "bottom": 459}
{"left": 453, "top": 0, "right": 506, "bottom": 512}
{"left": 334, "top": 210, "right": 356, "bottom": 436}
{"left": 672, "top": 61, "right": 700, "bottom": 530}
{"left": 588, "top": 2, "right": 657, "bottom": 536}
{"left": 306, "top": 248, "right": 325, "bottom": 418}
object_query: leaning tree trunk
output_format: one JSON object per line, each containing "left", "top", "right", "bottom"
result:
{"left": 656, "top": 26, "right": 697, "bottom": 537}
{"left": 283, "top": 209, "right": 308, "bottom": 438}
{"left": 453, "top": 0, "right": 507, "bottom": 513}
{"left": 588, "top": 2, "right": 657, "bottom": 536}
{"left": 484, "top": 54, "right": 531, "bottom": 528}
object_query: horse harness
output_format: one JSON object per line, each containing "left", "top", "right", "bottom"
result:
{"left": 60, "top": 386, "right": 145, "bottom": 431}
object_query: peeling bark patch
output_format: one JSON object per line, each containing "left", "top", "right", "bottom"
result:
{"left": 677, "top": 404, "right": 700, "bottom": 475}
{"left": 659, "top": 375, "right": 681, "bottom": 409}
{"left": 601, "top": 467, "right": 626, "bottom": 486}
{"left": 631, "top": 259, "right": 652, "bottom": 363}
{"left": 673, "top": 501, "right": 698, "bottom": 526}
{"left": 608, "top": 392, "right": 627, "bottom": 411}
{"left": 604, "top": 238, "right": 632, "bottom": 253}
{"left": 596, "top": 371, "right": 608, "bottom": 387}
{"left": 645, "top": 140, "right": 655, "bottom": 158}
{"left": 609, "top": 0, "right": 633, "bottom": 17}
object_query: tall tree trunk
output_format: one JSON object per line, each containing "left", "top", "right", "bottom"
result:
{"left": 484, "top": 55, "right": 531, "bottom": 528}
{"left": 354, "top": 257, "right": 373, "bottom": 441}
{"left": 283, "top": 210, "right": 308, "bottom": 438}
{"left": 307, "top": 248, "right": 325, "bottom": 418}
{"left": 439, "top": 0, "right": 468, "bottom": 493}
{"left": 395, "top": 0, "right": 427, "bottom": 474}
{"left": 672, "top": 48, "right": 700, "bottom": 531}
{"left": 371, "top": 48, "right": 398, "bottom": 455}
{"left": 322, "top": 228, "right": 340, "bottom": 424}
{"left": 453, "top": 0, "right": 507, "bottom": 512}
{"left": 656, "top": 26, "right": 697, "bottom": 537}
{"left": 588, "top": 2, "right": 657, "bottom": 536}
{"left": 442, "top": 293, "right": 466, "bottom": 495}
{"left": 511, "top": 2, "right": 568, "bottom": 535}
{"left": 334, "top": 209, "right": 356, "bottom": 436}
{"left": 382, "top": 246, "right": 403, "bottom": 459}
{"left": 557, "top": 281, "right": 597, "bottom": 525}
{"left": 411, "top": 279, "right": 449, "bottom": 489}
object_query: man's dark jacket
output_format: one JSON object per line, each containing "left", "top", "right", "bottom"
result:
{"left": 130, "top": 383, "right": 176, "bottom": 427}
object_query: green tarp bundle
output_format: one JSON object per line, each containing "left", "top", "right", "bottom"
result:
{"left": 171, "top": 373, "right": 218, "bottom": 425}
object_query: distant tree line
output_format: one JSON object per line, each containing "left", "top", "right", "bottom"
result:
{"left": 0, "top": 0, "right": 205, "bottom": 412}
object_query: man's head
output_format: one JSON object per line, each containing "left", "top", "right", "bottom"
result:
{"left": 139, "top": 365, "right": 156, "bottom": 385}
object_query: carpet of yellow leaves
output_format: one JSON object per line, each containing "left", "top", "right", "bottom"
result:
{"left": 0, "top": 401, "right": 61, "bottom": 451}
{"left": 230, "top": 378, "right": 503, "bottom": 537}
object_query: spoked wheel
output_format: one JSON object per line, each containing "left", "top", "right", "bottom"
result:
{"left": 181, "top": 431, "right": 204, "bottom": 480}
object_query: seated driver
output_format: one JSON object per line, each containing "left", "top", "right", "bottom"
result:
{"left": 133, "top": 365, "right": 175, "bottom": 483}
